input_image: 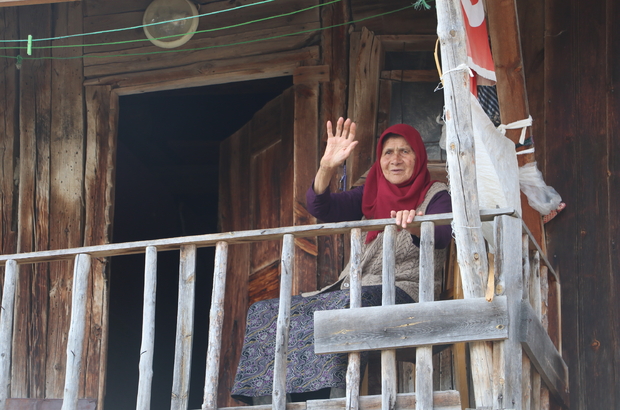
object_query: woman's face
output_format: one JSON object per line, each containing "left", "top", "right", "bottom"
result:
{"left": 380, "top": 135, "right": 416, "bottom": 185}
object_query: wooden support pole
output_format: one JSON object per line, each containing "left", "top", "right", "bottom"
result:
{"left": 493, "top": 215, "right": 523, "bottom": 409}
{"left": 416, "top": 222, "right": 434, "bottom": 410}
{"left": 0, "top": 260, "right": 17, "bottom": 410}
{"left": 273, "top": 234, "right": 295, "bottom": 410}
{"left": 381, "top": 226, "right": 397, "bottom": 410}
{"left": 435, "top": 0, "right": 493, "bottom": 407}
{"left": 346, "top": 229, "right": 363, "bottom": 410}
{"left": 170, "top": 245, "right": 197, "bottom": 410}
{"left": 522, "top": 236, "right": 532, "bottom": 409}
{"left": 62, "top": 254, "right": 92, "bottom": 410}
{"left": 136, "top": 247, "right": 157, "bottom": 410}
{"left": 202, "top": 241, "right": 229, "bottom": 410}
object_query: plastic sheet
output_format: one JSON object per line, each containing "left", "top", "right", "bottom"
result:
{"left": 519, "top": 161, "right": 563, "bottom": 215}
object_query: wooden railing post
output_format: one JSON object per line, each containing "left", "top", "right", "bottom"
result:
{"left": 273, "top": 234, "right": 295, "bottom": 410}
{"left": 136, "top": 246, "right": 157, "bottom": 410}
{"left": 62, "top": 254, "right": 92, "bottom": 410}
{"left": 381, "top": 225, "right": 397, "bottom": 410}
{"left": 493, "top": 215, "right": 523, "bottom": 409}
{"left": 171, "top": 245, "right": 197, "bottom": 410}
{"left": 0, "top": 260, "right": 18, "bottom": 410}
{"left": 202, "top": 241, "right": 229, "bottom": 410}
{"left": 416, "top": 222, "right": 435, "bottom": 410}
{"left": 346, "top": 228, "right": 363, "bottom": 410}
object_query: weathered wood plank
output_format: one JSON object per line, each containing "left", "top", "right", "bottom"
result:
{"left": 6, "top": 398, "right": 96, "bottom": 410}
{"left": 416, "top": 222, "right": 434, "bottom": 410}
{"left": 273, "top": 234, "right": 294, "bottom": 410}
{"left": 381, "top": 225, "right": 397, "bottom": 410}
{"left": 521, "top": 235, "right": 532, "bottom": 410}
{"left": 16, "top": 5, "right": 52, "bottom": 399}
{"left": 376, "top": 35, "right": 437, "bottom": 52}
{"left": 436, "top": 0, "right": 493, "bottom": 406}
{"left": 219, "top": 391, "right": 461, "bottom": 410}
{"left": 47, "top": 2, "right": 85, "bottom": 398}
{"left": 217, "top": 127, "right": 251, "bottom": 407}
{"left": 0, "top": 209, "right": 517, "bottom": 266}
{"left": 135, "top": 247, "right": 157, "bottom": 410}
{"left": 0, "top": 260, "right": 17, "bottom": 410}
{"left": 83, "top": 0, "right": 319, "bottom": 54}
{"left": 0, "top": 0, "right": 78, "bottom": 6}
{"left": 84, "top": 47, "right": 319, "bottom": 92}
{"left": 83, "top": 84, "right": 116, "bottom": 404}
{"left": 380, "top": 70, "right": 439, "bottom": 83}
{"left": 61, "top": 254, "right": 91, "bottom": 410}
{"left": 485, "top": 0, "right": 545, "bottom": 249}
{"left": 293, "top": 65, "right": 330, "bottom": 84}
{"left": 202, "top": 241, "right": 228, "bottom": 410}
{"left": 350, "top": 1, "right": 437, "bottom": 35}
{"left": 83, "top": 22, "right": 321, "bottom": 78}
{"left": 317, "top": 0, "right": 349, "bottom": 290}
{"left": 315, "top": 296, "right": 508, "bottom": 354}
{"left": 348, "top": 27, "right": 382, "bottom": 188}
{"left": 170, "top": 245, "right": 197, "bottom": 410}
{"left": 293, "top": 78, "right": 319, "bottom": 294}
{"left": 520, "top": 300, "right": 569, "bottom": 406}
{"left": 346, "top": 229, "right": 363, "bottom": 410}
{"left": 493, "top": 215, "right": 523, "bottom": 409}
{"left": 0, "top": 6, "right": 19, "bottom": 258}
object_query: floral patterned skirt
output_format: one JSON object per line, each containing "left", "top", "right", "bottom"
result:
{"left": 231, "top": 285, "right": 413, "bottom": 403}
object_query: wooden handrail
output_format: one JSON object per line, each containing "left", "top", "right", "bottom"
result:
{"left": 0, "top": 209, "right": 516, "bottom": 266}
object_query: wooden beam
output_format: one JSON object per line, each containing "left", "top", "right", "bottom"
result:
{"left": 314, "top": 297, "right": 508, "bottom": 354}
{"left": 485, "top": 0, "right": 545, "bottom": 249}
{"left": 219, "top": 391, "right": 462, "bottom": 410}
{"left": 380, "top": 70, "right": 439, "bottom": 82}
{"left": 520, "top": 300, "right": 569, "bottom": 406}
{"left": 436, "top": 0, "right": 494, "bottom": 406}
{"left": 0, "top": 209, "right": 517, "bottom": 266}
{"left": 0, "top": 0, "right": 78, "bottom": 7}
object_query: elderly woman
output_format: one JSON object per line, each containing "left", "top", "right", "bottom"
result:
{"left": 231, "top": 119, "right": 452, "bottom": 404}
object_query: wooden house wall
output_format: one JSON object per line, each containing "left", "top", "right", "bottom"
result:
{"left": 517, "top": 0, "right": 620, "bottom": 408}
{"left": 2, "top": 0, "right": 618, "bottom": 408}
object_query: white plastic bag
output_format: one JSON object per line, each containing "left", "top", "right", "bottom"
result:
{"left": 519, "top": 161, "right": 562, "bottom": 215}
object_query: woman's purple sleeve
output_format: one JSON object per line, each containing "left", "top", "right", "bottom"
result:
{"left": 306, "top": 182, "right": 365, "bottom": 222}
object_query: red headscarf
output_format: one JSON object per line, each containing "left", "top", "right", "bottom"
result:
{"left": 362, "top": 124, "right": 435, "bottom": 243}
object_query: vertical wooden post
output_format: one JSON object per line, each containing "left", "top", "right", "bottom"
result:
{"left": 435, "top": 0, "right": 493, "bottom": 406}
{"left": 346, "top": 229, "right": 363, "bottom": 410}
{"left": 202, "top": 242, "right": 229, "bottom": 410}
{"left": 136, "top": 247, "right": 157, "bottom": 410}
{"left": 170, "top": 245, "right": 197, "bottom": 410}
{"left": 416, "top": 222, "right": 435, "bottom": 410}
{"left": 381, "top": 226, "right": 397, "bottom": 410}
{"left": 529, "top": 252, "right": 542, "bottom": 409}
{"left": 0, "top": 260, "right": 18, "bottom": 410}
{"left": 273, "top": 234, "right": 295, "bottom": 410}
{"left": 521, "top": 236, "right": 532, "bottom": 409}
{"left": 493, "top": 215, "right": 523, "bottom": 409}
{"left": 61, "top": 254, "right": 91, "bottom": 410}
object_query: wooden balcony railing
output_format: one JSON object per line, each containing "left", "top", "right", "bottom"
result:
{"left": 0, "top": 208, "right": 567, "bottom": 410}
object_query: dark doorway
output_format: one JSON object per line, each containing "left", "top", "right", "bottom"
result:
{"left": 105, "top": 77, "right": 293, "bottom": 410}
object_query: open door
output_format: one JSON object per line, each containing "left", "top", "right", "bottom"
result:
{"left": 217, "top": 80, "right": 320, "bottom": 406}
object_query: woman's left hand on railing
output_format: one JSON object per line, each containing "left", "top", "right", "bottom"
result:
{"left": 391, "top": 209, "right": 424, "bottom": 237}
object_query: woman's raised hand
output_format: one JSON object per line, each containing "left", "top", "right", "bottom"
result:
{"left": 320, "top": 117, "right": 358, "bottom": 170}
{"left": 313, "top": 118, "right": 358, "bottom": 194}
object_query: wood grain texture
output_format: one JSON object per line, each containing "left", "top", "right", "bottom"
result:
{"left": 314, "top": 297, "right": 508, "bottom": 354}
{"left": 520, "top": 300, "right": 569, "bottom": 406}
{"left": 170, "top": 245, "right": 197, "bottom": 410}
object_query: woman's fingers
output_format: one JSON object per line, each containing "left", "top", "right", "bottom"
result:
{"left": 391, "top": 209, "right": 424, "bottom": 229}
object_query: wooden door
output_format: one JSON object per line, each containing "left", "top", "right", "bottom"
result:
{"left": 217, "top": 81, "right": 319, "bottom": 406}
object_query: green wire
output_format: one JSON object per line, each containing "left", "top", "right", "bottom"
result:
{"left": 0, "top": 0, "right": 339, "bottom": 51}
{"left": 0, "top": 4, "right": 416, "bottom": 61}
{"left": 0, "top": 0, "right": 276, "bottom": 43}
